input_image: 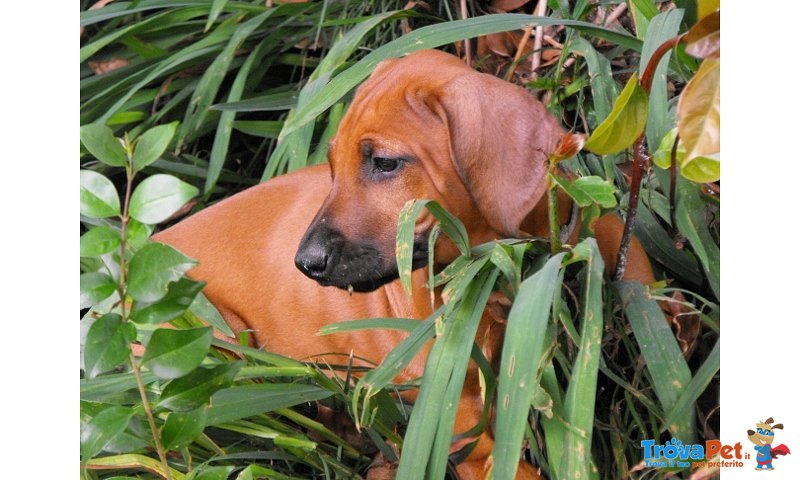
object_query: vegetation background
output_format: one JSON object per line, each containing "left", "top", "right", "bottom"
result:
{"left": 79, "top": 1, "right": 720, "bottom": 479}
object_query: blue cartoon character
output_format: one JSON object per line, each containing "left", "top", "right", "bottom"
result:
{"left": 747, "top": 417, "right": 791, "bottom": 471}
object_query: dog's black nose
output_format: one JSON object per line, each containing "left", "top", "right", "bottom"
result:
{"left": 295, "top": 224, "right": 342, "bottom": 280}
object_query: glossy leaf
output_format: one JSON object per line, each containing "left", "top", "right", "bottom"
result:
{"left": 80, "top": 170, "right": 121, "bottom": 218}
{"left": 132, "top": 278, "right": 205, "bottom": 324}
{"left": 159, "top": 363, "right": 242, "bottom": 412}
{"left": 80, "top": 123, "right": 127, "bottom": 167}
{"left": 132, "top": 122, "right": 178, "bottom": 172}
{"left": 80, "top": 226, "right": 121, "bottom": 257}
{"left": 584, "top": 73, "right": 649, "bottom": 155}
{"left": 685, "top": 10, "right": 720, "bottom": 59}
{"left": 161, "top": 408, "right": 207, "bottom": 451}
{"left": 80, "top": 272, "right": 117, "bottom": 308}
{"left": 550, "top": 174, "right": 618, "bottom": 208}
{"left": 188, "top": 291, "right": 234, "bottom": 337}
{"left": 127, "top": 219, "right": 153, "bottom": 249}
{"left": 142, "top": 327, "right": 212, "bottom": 379}
{"left": 83, "top": 313, "right": 135, "bottom": 378}
{"left": 682, "top": 153, "right": 720, "bottom": 183}
{"left": 206, "top": 384, "right": 333, "bottom": 426}
{"left": 127, "top": 243, "right": 196, "bottom": 302}
{"left": 652, "top": 128, "right": 684, "bottom": 169}
{"left": 80, "top": 406, "right": 134, "bottom": 463}
{"left": 129, "top": 174, "right": 199, "bottom": 225}
{"left": 678, "top": 58, "right": 720, "bottom": 180}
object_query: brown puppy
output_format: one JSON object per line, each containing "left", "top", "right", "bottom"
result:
{"left": 156, "top": 49, "right": 653, "bottom": 479}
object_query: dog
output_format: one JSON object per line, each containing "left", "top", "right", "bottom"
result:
{"left": 155, "top": 49, "right": 654, "bottom": 479}
{"left": 747, "top": 418, "right": 791, "bottom": 471}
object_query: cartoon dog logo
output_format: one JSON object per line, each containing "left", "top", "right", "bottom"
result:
{"left": 747, "top": 417, "right": 791, "bottom": 471}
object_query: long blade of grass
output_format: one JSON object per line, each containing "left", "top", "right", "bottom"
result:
{"left": 213, "top": 90, "right": 299, "bottom": 112}
{"left": 491, "top": 253, "right": 565, "bottom": 480}
{"left": 675, "top": 179, "right": 720, "bottom": 301}
{"left": 206, "top": 384, "right": 334, "bottom": 425}
{"left": 396, "top": 270, "right": 498, "bottom": 480}
{"left": 640, "top": 9, "right": 684, "bottom": 151}
{"left": 614, "top": 280, "right": 693, "bottom": 441}
{"left": 663, "top": 339, "right": 719, "bottom": 432}
{"left": 560, "top": 239, "right": 605, "bottom": 480}
{"left": 282, "top": 15, "right": 642, "bottom": 137}
{"left": 84, "top": 453, "right": 186, "bottom": 479}
{"left": 178, "top": 9, "right": 275, "bottom": 148}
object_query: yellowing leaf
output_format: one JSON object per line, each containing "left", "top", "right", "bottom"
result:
{"left": 682, "top": 153, "right": 720, "bottom": 183}
{"left": 684, "top": 10, "right": 720, "bottom": 59}
{"left": 585, "top": 74, "right": 649, "bottom": 155}
{"left": 697, "top": 0, "right": 720, "bottom": 23}
{"left": 652, "top": 128, "right": 685, "bottom": 169}
{"left": 678, "top": 58, "right": 720, "bottom": 168}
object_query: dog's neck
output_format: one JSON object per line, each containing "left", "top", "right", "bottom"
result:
{"left": 518, "top": 190, "right": 574, "bottom": 239}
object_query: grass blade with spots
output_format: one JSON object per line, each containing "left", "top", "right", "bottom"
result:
{"left": 491, "top": 253, "right": 565, "bottom": 480}
{"left": 663, "top": 340, "right": 719, "bottom": 432}
{"left": 615, "top": 280, "right": 693, "bottom": 441}
{"left": 397, "top": 270, "right": 498, "bottom": 480}
{"left": 560, "top": 239, "right": 604, "bottom": 480}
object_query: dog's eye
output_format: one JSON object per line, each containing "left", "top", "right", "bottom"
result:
{"left": 373, "top": 156, "right": 399, "bottom": 173}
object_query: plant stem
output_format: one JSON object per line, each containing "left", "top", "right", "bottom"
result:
{"left": 116, "top": 141, "right": 173, "bottom": 480}
{"left": 130, "top": 353, "right": 173, "bottom": 480}
{"left": 669, "top": 132, "right": 680, "bottom": 235}
{"left": 613, "top": 35, "right": 682, "bottom": 280}
{"left": 547, "top": 161, "right": 561, "bottom": 254}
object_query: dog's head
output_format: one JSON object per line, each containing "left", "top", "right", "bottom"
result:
{"left": 295, "top": 49, "right": 563, "bottom": 291}
{"left": 747, "top": 418, "right": 783, "bottom": 446}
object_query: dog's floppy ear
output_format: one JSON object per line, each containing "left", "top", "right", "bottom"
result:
{"left": 434, "top": 72, "right": 563, "bottom": 237}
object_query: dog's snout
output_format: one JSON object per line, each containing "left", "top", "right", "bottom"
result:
{"left": 295, "top": 225, "right": 342, "bottom": 280}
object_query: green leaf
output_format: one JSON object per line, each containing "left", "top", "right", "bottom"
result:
{"left": 550, "top": 175, "right": 618, "bottom": 208}
{"left": 561, "top": 240, "right": 605, "bottom": 479}
{"left": 232, "top": 120, "right": 284, "bottom": 138}
{"left": 189, "top": 466, "right": 234, "bottom": 480}
{"left": 82, "top": 454, "right": 185, "bottom": 480}
{"left": 80, "top": 272, "right": 117, "bottom": 308}
{"left": 205, "top": 0, "right": 228, "bottom": 32}
{"left": 161, "top": 408, "right": 207, "bottom": 451}
{"left": 652, "top": 128, "right": 683, "bottom": 169}
{"left": 129, "top": 174, "right": 199, "bottom": 225}
{"left": 584, "top": 73, "right": 649, "bottom": 155}
{"left": 127, "top": 219, "right": 153, "bottom": 249}
{"left": 159, "top": 363, "right": 242, "bottom": 412}
{"left": 206, "top": 384, "right": 333, "bottom": 426}
{"left": 572, "top": 37, "right": 616, "bottom": 128}
{"left": 675, "top": 180, "right": 720, "bottom": 300}
{"left": 81, "top": 170, "right": 121, "bottom": 218}
{"left": 132, "top": 122, "right": 178, "bottom": 172}
{"left": 615, "top": 281, "right": 693, "bottom": 441}
{"left": 491, "top": 253, "right": 565, "bottom": 480}
{"left": 127, "top": 243, "right": 196, "bottom": 303}
{"left": 132, "top": 278, "right": 205, "bottom": 324}
{"left": 188, "top": 291, "right": 234, "bottom": 338}
{"left": 83, "top": 313, "right": 135, "bottom": 378}
{"left": 142, "top": 327, "right": 212, "bottom": 379}
{"left": 212, "top": 91, "right": 299, "bottom": 112}
{"left": 80, "top": 124, "right": 127, "bottom": 167}
{"left": 80, "top": 226, "right": 121, "bottom": 257}
{"left": 682, "top": 153, "right": 720, "bottom": 183}
{"left": 80, "top": 406, "right": 134, "bottom": 464}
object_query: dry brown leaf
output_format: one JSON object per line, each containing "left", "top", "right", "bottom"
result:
{"left": 88, "top": 58, "right": 130, "bottom": 75}
{"left": 684, "top": 10, "right": 720, "bottom": 58}
{"left": 677, "top": 58, "right": 720, "bottom": 162}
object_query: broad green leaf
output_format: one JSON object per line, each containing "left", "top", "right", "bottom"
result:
{"left": 206, "top": 384, "right": 333, "bottom": 425}
{"left": 678, "top": 58, "right": 720, "bottom": 178}
{"left": 80, "top": 226, "right": 121, "bottom": 257}
{"left": 129, "top": 174, "right": 199, "bottom": 224}
{"left": 127, "top": 243, "right": 196, "bottom": 303}
{"left": 80, "top": 272, "right": 117, "bottom": 308}
{"left": 83, "top": 313, "right": 135, "bottom": 378}
{"left": 615, "top": 281, "right": 693, "bottom": 441}
{"left": 652, "top": 128, "right": 684, "bottom": 169}
{"left": 159, "top": 363, "right": 241, "bottom": 412}
{"left": 81, "top": 170, "right": 121, "bottom": 218}
{"left": 189, "top": 466, "right": 234, "bottom": 480}
{"left": 550, "top": 175, "right": 618, "bottom": 208}
{"left": 127, "top": 219, "right": 153, "bottom": 249}
{"left": 81, "top": 370, "right": 157, "bottom": 402}
{"left": 132, "top": 122, "right": 178, "bottom": 172}
{"left": 142, "top": 327, "right": 212, "bottom": 379}
{"left": 132, "top": 278, "right": 205, "bottom": 324}
{"left": 629, "top": 0, "right": 660, "bottom": 38}
{"left": 80, "top": 124, "right": 127, "bottom": 167}
{"left": 80, "top": 406, "right": 134, "bottom": 463}
{"left": 491, "top": 254, "right": 565, "bottom": 480}
{"left": 161, "top": 408, "right": 207, "bottom": 451}
{"left": 682, "top": 153, "right": 720, "bottom": 183}
{"left": 561, "top": 240, "right": 605, "bottom": 479}
{"left": 585, "top": 73, "right": 649, "bottom": 155}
